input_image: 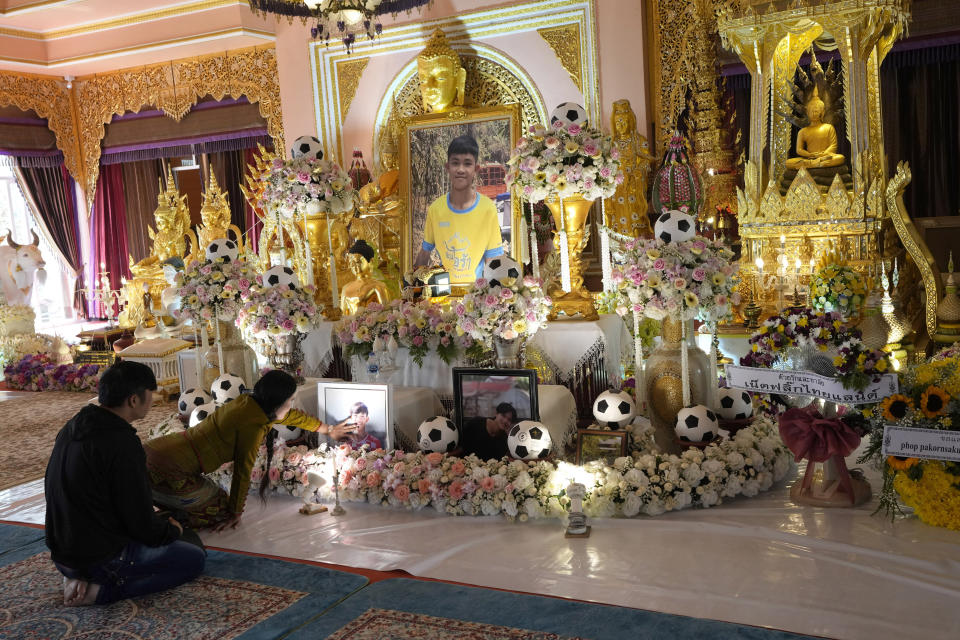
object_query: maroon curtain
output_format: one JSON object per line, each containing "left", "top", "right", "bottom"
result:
{"left": 15, "top": 162, "right": 87, "bottom": 316}
{"left": 91, "top": 164, "right": 131, "bottom": 318}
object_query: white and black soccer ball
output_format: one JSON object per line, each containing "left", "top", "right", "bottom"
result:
{"left": 263, "top": 265, "right": 299, "bottom": 290}
{"left": 189, "top": 401, "right": 216, "bottom": 427}
{"left": 417, "top": 416, "right": 459, "bottom": 453}
{"left": 592, "top": 390, "right": 636, "bottom": 429}
{"left": 205, "top": 239, "right": 239, "bottom": 263}
{"left": 291, "top": 135, "right": 324, "bottom": 160}
{"left": 483, "top": 256, "right": 521, "bottom": 288}
{"left": 178, "top": 388, "right": 213, "bottom": 417}
{"left": 507, "top": 420, "right": 552, "bottom": 460}
{"left": 550, "top": 102, "right": 588, "bottom": 129}
{"left": 675, "top": 405, "right": 719, "bottom": 444}
{"left": 654, "top": 209, "right": 696, "bottom": 244}
{"left": 716, "top": 388, "right": 753, "bottom": 421}
{"left": 273, "top": 424, "right": 302, "bottom": 442}
{"left": 210, "top": 373, "right": 246, "bottom": 405}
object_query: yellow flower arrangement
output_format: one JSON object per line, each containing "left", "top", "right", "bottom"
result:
{"left": 892, "top": 461, "right": 960, "bottom": 531}
{"left": 886, "top": 456, "right": 919, "bottom": 471}
{"left": 880, "top": 394, "right": 913, "bottom": 421}
{"left": 920, "top": 386, "right": 950, "bottom": 418}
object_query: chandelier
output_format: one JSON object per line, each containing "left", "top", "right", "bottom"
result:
{"left": 249, "top": 1, "right": 433, "bottom": 53}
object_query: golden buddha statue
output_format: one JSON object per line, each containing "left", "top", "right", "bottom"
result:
{"left": 785, "top": 91, "right": 845, "bottom": 170}
{"left": 339, "top": 240, "right": 391, "bottom": 316}
{"left": 417, "top": 28, "right": 466, "bottom": 113}
{"left": 604, "top": 99, "right": 656, "bottom": 237}
{"left": 120, "top": 168, "right": 192, "bottom": 327}
{"left": 196, "top": 172, "right": 242, "bottom": 253}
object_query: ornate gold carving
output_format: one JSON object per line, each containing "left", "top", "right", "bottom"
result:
{"left": 75, "top": 46, "right": 284, "bottom": 208}
{"left": 537, "top": 24, "right": 583, "bottom": 91}
{"left": 783, "top": 169, "right": 821, "bottom": 221}
{"left": 0, "top": 72, "right": 83, "bottom": 187}
{"left": 337, "top": 57, "right": 369, "bottom": 120}
{"left": 885, "top": 162, "right": 941, "bottom": 340}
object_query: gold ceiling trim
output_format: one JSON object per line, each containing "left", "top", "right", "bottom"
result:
{"left": 0, "top": 28, "right": 275, "bottom": 69}
{"left": 0, "top": 0, "right": 70, "bottom": 16}
{"left": 536, "top": 23, "right": 582, "bottom": 91}
{"left": 75, "top": 45, "right": 283, "bottom": 209}
{"left": 336, "top": 57, "right": 369, "bottom": 122}
{"left": 0, "top": 70, "right": 83, "bottom": 188}
{"left": 0, "top": 1, "right": 252, "bottom": 39}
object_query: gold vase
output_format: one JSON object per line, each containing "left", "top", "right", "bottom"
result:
{"left": 644, "top": 316, "right": 712, "bottom": 454}
{"left": 544, "top": 195, "right": 598, "bottom": 320}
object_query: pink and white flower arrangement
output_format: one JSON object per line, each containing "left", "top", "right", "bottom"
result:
{"left": 237, "top": 276, "right": 320, "bottom": 337}
{"left": 455, "top": 276, "right": 550, "bottom": 345}
{"left": 174, "top": 254, "right": 255, "bottom": 322}
{"left": 3, "top": 353, "right": 100, "bottom": 392}
{"left": 612, "top": 235, "right": 740, "bottom": 323}
{"left": 335, "top": 298, "right": 473, "bottom": 365}
{"left": 258, "top": 155, "right": 355, "bottom": 217}
{"left": 505, "top": 121, "right": 623, "bottom": 202}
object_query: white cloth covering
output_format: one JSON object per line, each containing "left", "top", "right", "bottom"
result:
{"left": 528, "top": 314, "right": 629, "bottom": 383}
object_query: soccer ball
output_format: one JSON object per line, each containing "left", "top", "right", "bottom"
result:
{"left": 189, "top": 401, "right": 216, "bottom": 427}
{"left": 210, "top": 373, "right": 246, "bottom": 405}
{"left": 550, "top": 102, "right": 588, "bottom": 129}
{"left": 178, "top": 388, "right": 213, "bottom": 417}
{"left": 273, "top": 424, "right": 302, "bottom": 442}
{"left": 483, "top": 256, "right": 521, "bottom": 287}
{"left": 654, "top": 209, "right": 696, "bottom": 244}
{"left": 205, "top": 239, "right": 239, "bottom": 263}
{"left": 674, "top": 405, "right": 719, "bottom": 443}
{"left": 417, "top": 416, "right": 459, "bottom": 453}
{"left": 716, "top": 388, "right": 753, "bottom": 421}
{"left": 263, "top": 265, "right": 299, "bottom": 290}
{"left": 592, "top": 390, "right": 635, "bottom": 429}
{"left": 507, "top": 420, "right": 552, "bottom": 460}
{"left": 291, "top": 135, "right": 323, "bottom": 160}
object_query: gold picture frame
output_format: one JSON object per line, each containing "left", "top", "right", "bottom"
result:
{"left": 398, "top": 104, "right": 522, "bottom": 281}
{"left": 576, "top": 429, "right": 628, "bottom": 466}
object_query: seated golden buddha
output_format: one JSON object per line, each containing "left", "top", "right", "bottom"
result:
{"left": 418, "top": 28, "right": 466, "bottom": 113}
{"left": 340, "top": 240, "right": 392, "bottom": 316}
{"left": 785, "top": 94, "right": 845, "bottom": 170}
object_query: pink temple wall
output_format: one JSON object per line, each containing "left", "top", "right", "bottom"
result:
{"left": 275, "top": 0, "right": 649, "bottom": 161}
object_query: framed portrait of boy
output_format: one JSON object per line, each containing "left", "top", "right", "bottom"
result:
{"left": 316, "top": 382, "right": 393, "bottom": 451}
{"left": 576, "top": 429, "right": 628, "bottom": 466}
{"left": 399, "top": 104, "right": 522, "bottom": 284}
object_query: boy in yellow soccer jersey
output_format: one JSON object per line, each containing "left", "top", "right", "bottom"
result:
{"left": 414, "top": 135, "right": 504, "bottom": 284}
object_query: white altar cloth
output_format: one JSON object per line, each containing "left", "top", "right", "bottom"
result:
{"left": 350, "top": 349, "right": 462, "bottom": 394}
{"left": 301, "top": 321, "right": 336, "bottom": 378}
{"left": 528, "top": 314, "right": 629, "bottom": 382}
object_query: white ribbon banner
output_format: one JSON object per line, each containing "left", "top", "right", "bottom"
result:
{"left": 882, "top": 425, "right": 960, "bottom": 463}
{"left": 723, "top": 364, "right": 899, "bottom": 405}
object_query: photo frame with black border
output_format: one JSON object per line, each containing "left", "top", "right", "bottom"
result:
{"left": 452, "top": 367, "right": 539, "bottom": 435}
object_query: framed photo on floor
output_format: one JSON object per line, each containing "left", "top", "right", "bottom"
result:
{"left": 577, "top": 429, "right": 628, "bottom": 466}
{"left": 316, "top": 381, "right": 393, "bottom": 451}
{"left": 452, "top": 367, "right": 539, "bottom": 432}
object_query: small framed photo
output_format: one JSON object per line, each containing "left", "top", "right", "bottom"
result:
{"left": 577, "top": 429, "right": 628, "bottom": 466}
{"left": 317, "top": 382, "right": 392, "bottom": 451}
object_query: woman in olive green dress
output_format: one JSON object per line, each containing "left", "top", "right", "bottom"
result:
{"left": 145, "top": 370, "right": 354, "bottom": 531}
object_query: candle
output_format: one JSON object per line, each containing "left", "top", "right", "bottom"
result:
{"left": 325, "top": 215, "right": 337, "bottom": 305}
{"left": 632, "top": 308, "right": 645, "bottom": 414}
{"left": 600, "top": 224, "right": 612, "bottom": 292}
{"left": 680, "top": 316, "right": 690, "bottom": 407}
{"left": 214, "top": 307, "right": 224, "bottom": 374}
{"left": 795, "top": 257, "right": 802, "bottom": 275}
{"left": 303, "top": 212, "right": 315, "bottom": 286}
{"left": 754, "top": 256, "right": 764, "bottom": 300}
{"left": 193, "top": 325, "right": 202, "bottom": 386}
{"left": 529, "top": 201, "right": 540, "bottom": 281}
{"left": 558, "top": 196, "right": 571, "bottom": 293}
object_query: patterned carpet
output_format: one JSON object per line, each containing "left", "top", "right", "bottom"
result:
{"left": 327, "top": 608, "right": 582, "bottom": 640}
{"left": 0, "top": 552, "right": 305, "bottom": 640}
{"left": 0, "top": 392, "right": 176, "bottom": 490}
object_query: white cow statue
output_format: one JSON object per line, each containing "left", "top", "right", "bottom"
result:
{"left": 0, "top": 230, "right": 46, "bottom": 306}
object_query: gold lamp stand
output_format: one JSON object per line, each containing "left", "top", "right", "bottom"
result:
{"left": 545, "top": 195, "right": 598, "bottom": 321}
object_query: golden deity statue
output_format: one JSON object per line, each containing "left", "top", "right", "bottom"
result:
{"left": 120, "top": 167, "right": 192, "bottom": 327}
{"left": 196, "top": 172, "right": 242, "bottom": 253}
{"left": 604, "top": 99, "right": 656, "bottom": 237}
{"left": 417, "top": 28, "right": 466, "bottom": 113}
{"left": 785, "top": 91, "right": 846, "bottom": 170}
{"left": 339, "top": 240, "right": 391, "bottom": 316}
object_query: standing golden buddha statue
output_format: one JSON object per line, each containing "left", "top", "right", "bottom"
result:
{"left": 604, "top": 99, "right": 656, "bottom": 237}
{"left": 417, "top": 28, "right": 466, "bottom": 113}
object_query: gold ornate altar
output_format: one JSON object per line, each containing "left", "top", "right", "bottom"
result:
{"left": 118, "top": 167, "right": 193, "bottom": 328}
{"left": 718, "top": 0, "right": 941, "bottom": 344}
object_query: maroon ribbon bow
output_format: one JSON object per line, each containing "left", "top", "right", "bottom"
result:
{"left": 778, "top": 406, "right": 863, "bottom": 503}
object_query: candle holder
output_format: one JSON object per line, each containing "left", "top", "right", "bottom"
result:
{"left": 744, "top": 289, "right": 762, "bottom": 329}
{"left": 330, "top": 448, "right": 346, "bottom": 516}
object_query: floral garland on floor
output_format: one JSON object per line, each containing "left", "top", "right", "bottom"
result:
{"left": 335, "top": 298, "right": 473, "bottom": 366}
{"left": 0, "top": 333, "right": 70, "bottom": 372}
{"left": 741, "top": 309, "right": 891, "bottom": 391}
{"left": 3, "top": 353, "right": 101, "bottom": 392}
{"left": 151, "top": 413, "right": 793, "bottom": 519}
{"left": 857, "top": 355, "right": 960, "bottom": 528}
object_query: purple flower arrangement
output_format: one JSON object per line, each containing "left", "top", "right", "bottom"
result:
{"left": 3, "top": 353, "right": 101, "bottom": 392}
